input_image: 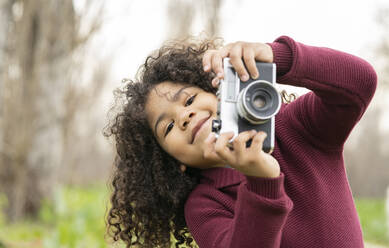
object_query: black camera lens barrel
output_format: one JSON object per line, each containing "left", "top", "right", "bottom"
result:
{"left": 236, "top": 80, "right": 281, "bottom": 124}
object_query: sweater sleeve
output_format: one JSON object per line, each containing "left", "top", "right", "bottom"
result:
{"left": 184, "top": 173, "right": 293, "bottom": 248}
{"left": 269, "top": 36, "right": 378, "bottom": 149}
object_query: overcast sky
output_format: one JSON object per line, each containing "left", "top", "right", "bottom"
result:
{"left": 92, "top": 0, "right": 388, "bottom": 128}
{"left": 96, "top": 0, "right": 386, "bottom": 77}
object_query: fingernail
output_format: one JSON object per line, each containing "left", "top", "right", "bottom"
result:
{"left": 212, "top": 78, "right": 219, "bottom": 87}
{"left": 241, "top": 74, "right": 249, "bottom": 81}
{"left": 204, "top": 65, "right": 210, "bottom": 71}
{"left": 253, "top": 73, "right": 259, "bottom": 79}
{"left": 206, "top": 132, "right": 214, "bottom": 141}
{"left": 217, "top": 72, "right": 223, "bottom": 78}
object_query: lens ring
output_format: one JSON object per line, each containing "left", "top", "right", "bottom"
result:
{"left": 237, "top": 80, "right": 281, "bottom": 124}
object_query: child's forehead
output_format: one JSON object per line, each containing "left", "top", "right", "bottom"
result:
{"left": 146, "top": 82, "right": 193, "bottom": 118}
{"left": 153, "top": 82, "right": 191, "bottom": 95}
{"left": 150, "top": 82, "right": 197, "bottom": 102}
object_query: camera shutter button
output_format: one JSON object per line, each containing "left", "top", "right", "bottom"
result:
{"left": 212, "top": 120, "right": 221, "bottom": 132}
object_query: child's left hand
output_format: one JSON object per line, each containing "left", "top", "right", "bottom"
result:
{"left": 202, "top": 41, "right": 274, "bottom": 87}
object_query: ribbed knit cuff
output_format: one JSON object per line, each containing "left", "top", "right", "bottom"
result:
{"left": 202, "top": 167, "right": 244, "bottom": 188}
{"left": 245, "top": 172, "right": 286, "bottom": 199}
{"left": 267, "top": 41, "right": 293, "bottom": 77}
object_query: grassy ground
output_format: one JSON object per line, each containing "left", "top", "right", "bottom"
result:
{"left": 0, "top": 185, "right": 120, "bottom": 248}
{"left": 355, "top": 198, "right": 389, "bottom": 247}
{"left": 0, "top": 185, "right": 387, "bottom": 247}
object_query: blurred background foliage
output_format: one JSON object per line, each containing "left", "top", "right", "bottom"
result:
{"left": 0, "top": 0, "right": 388, "bottom": 247}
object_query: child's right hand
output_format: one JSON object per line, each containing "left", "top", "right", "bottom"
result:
{"left": 202, "top": 41, "right": 274, "bottom": 87}
{"left": 203, "top": 130, "right": 280, "bottom": 178}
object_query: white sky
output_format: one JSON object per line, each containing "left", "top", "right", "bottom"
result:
{"left": 97, "top": 0, "right": 387, "bottom": 77}
{"left": 92, "top": 0, "right": 389, "bottom": 129}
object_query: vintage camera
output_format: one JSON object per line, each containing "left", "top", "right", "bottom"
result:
{"left": 211, "top": 58, "right": 281, "bottom": 153}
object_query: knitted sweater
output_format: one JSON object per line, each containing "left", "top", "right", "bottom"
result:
{"left": 184, "top": 36, "right": 378, "bottom": 248}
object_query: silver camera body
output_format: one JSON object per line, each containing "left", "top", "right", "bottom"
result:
{"left": 211, "top": 58, "right": 281, "bottom": 153}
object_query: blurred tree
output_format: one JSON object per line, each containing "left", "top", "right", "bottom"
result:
{"left": 0, "top": 0, "right": 13, "bottom": 169}
{"left": 201, "top": 0, "right": 221, "bottom": 36}
{"left": 167, "top": 0, "right": 195, "bottom": 39}
{"left": 0, "top": 0, "right": 106, "bottom": 221}
{"left": 374, "top": 7, "right": 389, "bottom": 89}
{"left": 166, "top": 0, "right": 222, "bottom": 39}
{"left": 344, "top": 6, "right": 389, "bottom": 197}
{"left": 345, "top": 106, "right": 389, "bottom": 197}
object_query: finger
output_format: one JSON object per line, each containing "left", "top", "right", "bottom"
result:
{"left": 203, "top": 132, "right": 221, "bottom": 161}
{"left": 211, "top": 77, "right": 220, "bottom": 88}
{"left": 219, "top": 44, "right": 232, "bottom": 58}
{"left": 214, "top": 132, "right": 235, "bottom": 164}
{"left": 229, "top": 43, "right": 249, "bottom": 81}
{"left": 215, "top": 132, "right": 234, "bottom": 151}
{"left": 249, "top": 131, "right": 267, "bottom": 152}
{"left": 203, "top": 132, "right": 229, "bottom": 163}
{"left": 211, "top": 53, "right": 224, "bottom": 79}
{"left": 254, "top": 44, "right": 273, "bottom": 63}
{"left": 243, "top": 48, "right": 259, "bottom": 79}
{"left": 232, "top": 130, "right": 257, "bottom": 157}
{"left": 215, "top": 44, "right": 234, "bottom": 80}
{"left": 203, "top": 50, "right": 215, "bottom": 72}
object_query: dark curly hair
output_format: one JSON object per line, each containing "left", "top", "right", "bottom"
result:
{"left": 104, "top": 36, "right": 223, "bottom": 248}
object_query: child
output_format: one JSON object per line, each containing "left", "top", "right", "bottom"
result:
{"left": 105, "top": 35, "right": 377, "bottom": 248}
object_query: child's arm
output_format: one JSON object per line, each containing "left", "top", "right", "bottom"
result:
{"left": 185, "top": 173, "right": 293, "bottom": 248}
{"left": 205, "top": 37, "right": 377, "bottom": 149}
{"left": 269, "top": 36, "right": 377, "bottom": 149}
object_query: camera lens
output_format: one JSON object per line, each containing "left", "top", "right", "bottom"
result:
{"left": 253, "top": 95, "right": 266, "bottom": 109}
{"left": 237, "top": 80, "right": 281, "bottom": 124}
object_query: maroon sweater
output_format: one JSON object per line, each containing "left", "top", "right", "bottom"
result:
{"left": 184, "top": 36, "right": 377, "bottom": 248}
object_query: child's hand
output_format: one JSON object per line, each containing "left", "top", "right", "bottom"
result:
{"left": 203, "top": 131, "right": 280, "bottom": 178}
{"left": 202, "top": 41, "right": 274, "bottom": 87}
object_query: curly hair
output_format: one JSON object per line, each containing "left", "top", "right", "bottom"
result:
{"left": 104, "top": 36, "right": 223, "bottom": 248}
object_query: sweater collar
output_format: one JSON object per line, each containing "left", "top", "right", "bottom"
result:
{"left": 200, "top": 167, "right": 245, "bottom": 188}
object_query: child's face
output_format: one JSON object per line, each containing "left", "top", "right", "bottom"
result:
{"left": 145, "top": 81, "right": 224, "bottom": 169}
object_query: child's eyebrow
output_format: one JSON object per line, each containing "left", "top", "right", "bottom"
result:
{"left": 154, "top": 85, "right": 193, "bottom": 139}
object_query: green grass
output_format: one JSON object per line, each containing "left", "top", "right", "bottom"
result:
{"left": 355, "top": 198, "right": 389, "bottom": 246}
{"left": 0, "top": 186, "right": 387, "bottom": 247}
{"left": 0, "top": 185, "right": 124, "bottom": 248}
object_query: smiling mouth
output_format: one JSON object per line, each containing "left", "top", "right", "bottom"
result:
{"left": 191, "top": 116, "right": 210, "bottom": 144}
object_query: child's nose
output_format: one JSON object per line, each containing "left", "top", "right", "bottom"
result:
{"left": 179, "top": 110, "right": 195, "bottom": 129}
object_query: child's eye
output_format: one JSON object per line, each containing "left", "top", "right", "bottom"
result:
{"left": 185, "top": 94, "right": 197, "bottom": 106}
{"left": 165, "top": 94, "right": 196, "bottom": 137}
{"left": 165, "top": 121, "right": 174, "bottom": 136}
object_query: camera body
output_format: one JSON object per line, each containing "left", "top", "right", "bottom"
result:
{"left": 211, "top": 58, "right": 281, "bottom": 153}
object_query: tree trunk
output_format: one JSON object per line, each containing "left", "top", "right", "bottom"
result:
{"left": 166, "top": 0, "right": 221, "bottom": 39}
{"left": 0, "top": 0, "right": 76, "bottom": 221}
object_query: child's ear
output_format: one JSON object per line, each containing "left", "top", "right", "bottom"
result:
{"left": 180, "top": 164, "right": 187, "bottom": 172}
